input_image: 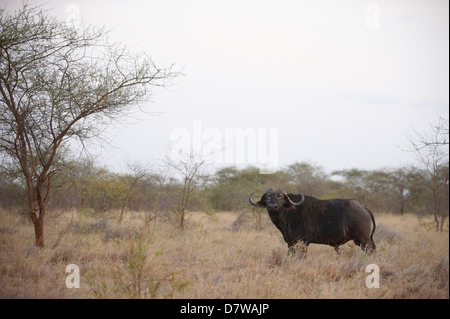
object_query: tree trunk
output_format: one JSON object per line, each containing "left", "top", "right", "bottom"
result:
{"left": 33, "top": 217, "right": 45, "bottom": 247}
{"left": 118, "top": 196, "right": 128, "bottom": 224}
{"left": 180, "top": 209, "right": 185, "bottom": 232}
{"left": 440, "top": 214, "right": 446, "bottom": 232}
{"left": 399, "top": 199, "right": 405, "bottom": 216}
{"left": 27, "top": 180, "right": 48, "bottom": 248}
{"left": 434, "top": 210, "right": 440, "bottom": 232}
{"left": 30, "top": 209, "right": 45, "bottom": 247}
{"left": 432, "top": 175, "right": 440, "bottom": 232}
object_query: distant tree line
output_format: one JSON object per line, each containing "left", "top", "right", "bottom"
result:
{"left": 1, "top": 157, "right": 448, "bottom": 226}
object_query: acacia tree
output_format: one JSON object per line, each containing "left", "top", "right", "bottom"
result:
{"left": 0, "top": 4, "right": 178, "bottom": 247}
{"left": 409, "top": 117, "right": 449, "bottom": 231}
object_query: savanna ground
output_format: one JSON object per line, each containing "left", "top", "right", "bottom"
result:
{"left": 0, "top": 208, "right": 448, "bottom": 299}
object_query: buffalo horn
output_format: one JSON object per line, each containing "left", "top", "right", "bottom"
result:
{"left": 249, "top": 192, "right": 263, "bottom": 207}
{"left": 284, "top": 192, "right": 304, "bottom": 206}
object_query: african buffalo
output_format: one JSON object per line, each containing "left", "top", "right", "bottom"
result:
{"left": 249, "top": 188, "right": 376, "bottom": 256}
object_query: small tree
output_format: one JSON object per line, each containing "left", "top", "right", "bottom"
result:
{"left": 118, "top": 161, "right": 150, "bottom": 224}
{"left": 0, "top": 3, "right": 178, "bottom": 246}
{"left": 408, "top": 117, "right": 449, "bottom": 231}
{"left": 165, "top": 151, "right": 207, "bottom": 232}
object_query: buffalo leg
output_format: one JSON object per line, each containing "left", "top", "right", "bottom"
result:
{"left": 362, "top": 242, "right": 376, "bottom": 254}
{"left": 288, "top": 241, "right": 308, "bottom": 258}
{"left": 354, "top": 239, "right": 375, "bottom": 254}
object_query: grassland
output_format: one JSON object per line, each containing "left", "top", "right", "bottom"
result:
{"left": 0, "top": 208, "right": 448, "bottom": 299}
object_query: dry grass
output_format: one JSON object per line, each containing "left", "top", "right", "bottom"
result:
{"left": 0, "top": 208, "right": 448, "bottom": 299}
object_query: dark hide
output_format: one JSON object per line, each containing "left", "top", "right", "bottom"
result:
{"left": 249, "top": 188, "right": 376, "bottom": 255}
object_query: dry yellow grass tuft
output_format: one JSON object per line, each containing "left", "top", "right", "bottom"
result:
{"left": 0, "top": 209, "right": 448, "bottom": 299}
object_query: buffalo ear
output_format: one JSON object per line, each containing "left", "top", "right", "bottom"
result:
{"left": 257, "top": 200, "right": 267, "bottom": 207}
{"left": 249, "top": 192, "right": 267, "bottom": 208}
{"left": 256, "top": 194, "right": 268, "bottom": 207}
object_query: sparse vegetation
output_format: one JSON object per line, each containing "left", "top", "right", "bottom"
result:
{"left": 0, "top": 208, "right": 447, "bottom": 298}
{"left": 0, "top": 2, "right": 447, "bottom": 301}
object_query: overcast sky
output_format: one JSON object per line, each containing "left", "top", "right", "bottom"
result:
{"left": 4, "top": 0, "right": 449, "bottom": 174}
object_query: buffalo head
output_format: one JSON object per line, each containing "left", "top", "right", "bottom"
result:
{"left": 248, "top": 188, "right": 304, "bottom": 213}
